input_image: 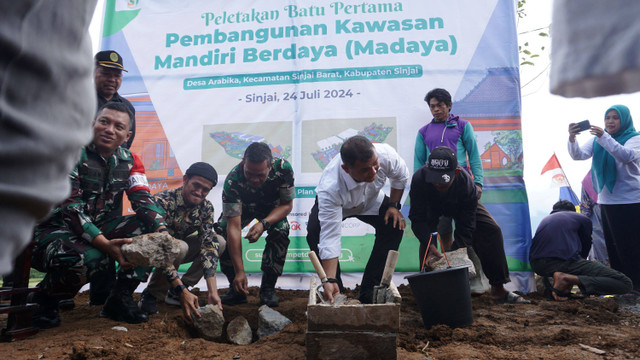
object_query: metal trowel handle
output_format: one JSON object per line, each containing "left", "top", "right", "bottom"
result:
{"left": 308, "top": 251, "right": 328, "bottom": 283}
{"left": 379, "top": 250, "right": 399, "bottom": 287}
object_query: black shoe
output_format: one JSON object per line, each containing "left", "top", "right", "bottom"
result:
{"left": 89, "top": 269, "right": 115, "bottom": 305}
{"left": 58, "top": 298, "right": 75, "bottom": 311}
{"left": 31, "top": 292, "right": 61, "bottom": 329}
{"left": 138, "top": 289, "right": 158, "bottom": 315}
{"left": 259, "top": 288, "right": 278, "bottom": 307}
{"left": 33, "top": 309, "right": 62, "bottom": 329}
{"left": 100, "top": 291, "right": 148, "bottom": 324}
{"left": 220, "top": 288, "right": 247, "bottom": 305}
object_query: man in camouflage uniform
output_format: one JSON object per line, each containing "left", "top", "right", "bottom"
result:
{"left": 88, "top": 50, "right": 138, "bottom": 305}
{"left": 139, "top": 162, "right": 225, "bottom": 321}
{"left": 31, "top": 102, "right": 167, "bottom": 328}
{"left": 218, "top": 142, "right": 295, "bottom": 307}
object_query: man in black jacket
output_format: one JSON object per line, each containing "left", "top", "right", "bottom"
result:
{"left": 409, "top": 146, "right": 529, "bottom": 304}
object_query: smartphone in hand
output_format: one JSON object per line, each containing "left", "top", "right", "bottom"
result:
{"left": 576, "top": 120, "right": 591, "bottom": 132}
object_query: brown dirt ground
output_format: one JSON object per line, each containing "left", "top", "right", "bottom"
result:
{"left": 2, "top": 285, "right": 640, "bottom": 359}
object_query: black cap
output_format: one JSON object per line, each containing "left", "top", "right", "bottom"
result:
{"left": 94, "top": 50, "right": 128, "bottom": 72}
{"left": 424, "top": 146, "right": 458, "bottom": 184}
{"left": 185, "top": 162, "right": 218, "bottom": 186}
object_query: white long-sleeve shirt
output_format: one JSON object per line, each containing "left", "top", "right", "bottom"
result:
{"left": 568, "top": 133, "right": 640, "bottom": 204}
{"left": 315, "top": 143, "right": 410, "bottom": 259}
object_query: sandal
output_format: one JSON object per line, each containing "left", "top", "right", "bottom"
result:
{"left": 498, "top": 291, "right": 531, "bottom": 304}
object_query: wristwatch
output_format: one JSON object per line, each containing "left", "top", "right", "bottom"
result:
{"left": 259, "top": 219, "right": 271, "bottom": 230}
{"left": 388, "top": 202, "right": 402, "bottom": 210}
{"left": 173, "top": 284, "right": 187, "bottom": 295}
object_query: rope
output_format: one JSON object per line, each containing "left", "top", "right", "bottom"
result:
{"left": 420, "top": 232, "right": 452, "bottom": 271}
{"left": 420, "top": 233, "right": 436, "bottom": 272}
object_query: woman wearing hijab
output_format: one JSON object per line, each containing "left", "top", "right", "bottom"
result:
{"left": 568, "top": 105, "right": 640, "bottom": 293}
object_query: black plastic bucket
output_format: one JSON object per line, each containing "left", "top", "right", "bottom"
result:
{"left": 405, "top": 267, "right": 473, "bottom": 329}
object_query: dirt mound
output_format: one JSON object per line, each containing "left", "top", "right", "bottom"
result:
{"left": 2, "top": 286, "right": 640, "bottom": 359}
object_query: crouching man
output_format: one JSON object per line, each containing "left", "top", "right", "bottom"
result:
{"left": 409, "top": 146, "right": 530, "bottom": 304}
{"left": 139, "top": 162, "right": 225, "bottom": 321}
{"left": 31, "top": 102, "right": 168, "bottom": 328}
{"left": 530, "top": 200, "right": 632, "bottom": 300}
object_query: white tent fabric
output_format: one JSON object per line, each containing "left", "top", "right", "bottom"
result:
{"left": 550, "top": 0, "right": 640, "bottom": 98}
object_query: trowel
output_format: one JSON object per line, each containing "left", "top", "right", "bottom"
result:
{"left": 308, "top": 250, "right": 329, "bottom": 304}
{"left": 373, "top": 250, "right": 399, "bottom": 304}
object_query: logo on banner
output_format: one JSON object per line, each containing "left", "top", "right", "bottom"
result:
{"left": 290, "top": 221, "right": 302, "bottom": 231}
{"left": 341, "top": 222, "right": 360, "bottom": 229}
{"left": 116, "top": 0, "right": 141, "bottom": 11}
{"left": 339, "top": 249, "right": 355, "bottom": 262}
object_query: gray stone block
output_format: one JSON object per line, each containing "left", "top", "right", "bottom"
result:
{"left": 121, "top": 232, "right": 183, "bottom": 268}
{"left": 226, "top": 316, "right": 252, "bottom": 345}
{"left": 192, "top": 304, "right": 225, "bottom": 341}
{"left": 306, "top": 331, "right": 397, "bottom": 360}
{"left": 307, "top": 303, "right": 400, "bottom": 332}
{"left": 257, "top": 305, "right": 292, "bottom": 339}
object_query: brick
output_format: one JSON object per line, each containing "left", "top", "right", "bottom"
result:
{"left": 306, "top": 331, "right": 397, "bottom": 360}
{"left": 307, "top": 304, "right": 400, "bottom": 332}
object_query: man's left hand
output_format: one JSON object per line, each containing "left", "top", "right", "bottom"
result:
{"left": 208, "top": 291, "right": 223, "bottom": 311}
{"left": 384, "top": 207, "right": 406, "bottom": 230}
{"left": 244, "top": 222, "right": 264, "bottom": 243}
{"left": 180, "top": 288, "right": 201, "bottom": 322}
{"left": 476, "top": 185, "right": 483, "bottom": 200}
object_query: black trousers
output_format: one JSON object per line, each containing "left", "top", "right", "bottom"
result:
{"left": 530, "top": 257, "right": 632, "bottom": 295}
{"left": 306, "top": 196, "right": 404, "bottom": 304}
{"left": 601, "top": 203, "right": 640, "bottom": 291}
{"left": 418, "top": 203, "right": 511, "bottom": 286}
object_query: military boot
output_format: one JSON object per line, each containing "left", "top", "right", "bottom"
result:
{"left": 57, "top": 298, "right": 75, "bottom": 310}
{"left": 89, "top": 266, "right": 115, "bottom": 305}
{"left": 31, "top": 290, "right": 61, "bottom": 329}
{"left": 100, "top": 277, "right": 148, "bottom": 324}
{"left": 259, "top": 272, "right": 279, "bottom": 307}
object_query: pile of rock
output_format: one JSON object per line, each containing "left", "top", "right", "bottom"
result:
{"left": 191, "top": 304, "right": 292, "bottom": 344}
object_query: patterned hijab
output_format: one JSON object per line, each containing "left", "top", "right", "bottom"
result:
{"left": 591, "top": 105, "right": 640, "bottom": 193}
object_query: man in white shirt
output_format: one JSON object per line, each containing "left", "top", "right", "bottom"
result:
{"left": 306, "top": 136, "right": 410, "bottom": 303}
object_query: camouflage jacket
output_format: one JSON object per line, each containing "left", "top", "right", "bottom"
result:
{"left": 155, "top": 187, "right": 219, "bottom": 280}
{"left": 220, "top": 158, "right": 295, "bottom": 231}
{"left": 37, "top": 144, "right": 166, "bottom": 242}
